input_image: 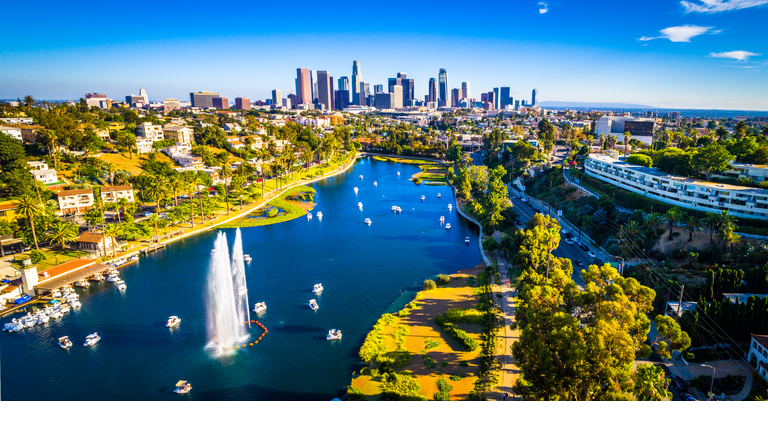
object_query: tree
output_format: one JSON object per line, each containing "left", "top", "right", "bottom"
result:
{"left": 103, "top": 223, "right": 121, "bottom": 257}
{"left": 633, "top": 364, "right": 672, "bottom": 401}
{"left": 446, "top": 142, "right": 463, "bottom": 164}
{"left": 685, "top": 216, "right": 699, "bottom": 242}
{"left": 147, "top": 213, "right": 161, "bottom": 239}
{"left": 664, "top": 207, "right": 685, "bottom": 241}
{"left": 482, "top": 165, "right": 509, "bottom": 231}
{"left": 651, "top": 315, "right": 691, "bottom": 359}
{"left": 144, "top": 177, "right": 169, "bottom": 213}
{"left": 15, "top": 194, "right": 44, "bottom": 250}
{"left": 626, "top": 154, "right": 652, "bottom": 168}
{"left": 623, "top": 131, "right": 631, "bottom": 154}
{"left": 46, "top": 220, "right": 78, "bottom": 250}
{"left": 734, "top": 121, "right": 748, "bottom": 142}
{"left": 691, "top": 144, "right": 732, "bottom": 180}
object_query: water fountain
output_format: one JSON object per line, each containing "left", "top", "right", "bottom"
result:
{"left": 205, "top": 231, "right": 250, "bottom": 353}
{"left": 231, "top": 228, "right": 251, "bottom": 329}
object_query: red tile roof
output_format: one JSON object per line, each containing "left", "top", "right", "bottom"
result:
{"left": 752, "top": 334, "right": 768, "bottom": 350}
{"left": 58, "top": 188, "right": 93, "bottom": 197}
{"left": 76, "top": 232, "right": 104, "bottom": 244}
{"left": 101, "top": 185, "right": 133, "bottom": 192}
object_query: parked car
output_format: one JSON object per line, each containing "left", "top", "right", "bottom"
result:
{"left": 672, "top": 376, "right": 689, "bottom": 393}
{"left": 575, "top": 259, "right": 584, "bottom": 267}
{"left": 587, "top": 251, "right": 596, "bottom": 258}
{"left": 580, "top": 244, "right": 589, "bottom": 252}
{"left": 144, "top": 212, "right": 153, "bottom": 217}
{"left": 593, "top": 258, "right": 604, "bottom": 266}
{"left": 561, "top": 229, "right": 570, "bottom": 236}
{"left": 681, "top": 393, "right": 696, "bottom": 401}
{"left": 534, "top": 209, "right": 540, "bottom": 214}
{"left": 564, "top": 238, "right": 574, "bottom": 245}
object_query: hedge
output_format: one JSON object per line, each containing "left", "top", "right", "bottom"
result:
{"left": 435, "top": 315, "right": 479, "bottom": 351}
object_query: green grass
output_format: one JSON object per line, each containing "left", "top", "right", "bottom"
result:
{"left": 219, "top": 186, "right": 317, "bottom": 228}
{"left": 34, "top": 249, "right": 91, "bottom": 271}
{"left": 372, "top": 156, "right": 441, "bottom": 165}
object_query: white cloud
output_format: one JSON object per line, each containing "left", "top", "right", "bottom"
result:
{"left": 538, "top": 2, "right": 549, "bottom": 13}
{"left": 681, "top": 0, "right": 768, "bottom": 13}
{"left": 709, "top": 50, "right": 761, "bottom": 61}
{"left": 639, "top": 25, "right": 717, "bottom": 43}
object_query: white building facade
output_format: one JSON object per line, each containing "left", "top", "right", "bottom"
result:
{"left": 136, "top": 122, "right": 164, "bottom": 141}
{"left": 584, "top": 154, "right": 768, "bottom": 220}
{"left": 748, "top": 334, "right": 768, "bottom": 380}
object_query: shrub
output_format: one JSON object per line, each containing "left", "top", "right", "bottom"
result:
{"left": 425, "top": 339, "right": 440, "bottom": 350}
{"left": 422, "top": 355, "right": 437, "bottom": 369}
{"left": 379, "top": 350, "right": 412, "bottom": 368}
{"left": 434, "top": 315, "right": 479, "bottom": 351}
{"left": 433, "top": 378, "right": 454, "bottom": 401}
{"left": 423, "top": 279, "right": 436, "bottom": 290}
{"left": 449, "top": 374, "right": 462, "bottom": 381}
{"left": 436, "top": 274, "right": 451, "bottom": 285}
{"left": 444, "top": 308, "right": 484, "bottom": 324}
{"left": 346, "top": 386, "right": 367, "bottom": 401}
{"left": 397, "top": 309, "right": 409, "bottom": 317}
{"left": 29, "top": 250, "right": 46, "bottom": 264}
{"left": 672, "top": 248, "right": 689, "bottom": 260}
{"left": 380, "top": 373, "right": 426, "bottom": 401}
{"left": 460, "top": 361, "right": 469, "bottom": 367}
{"left": 360, "top": 367, "right": 371, "bottom": 376}
{"left": 684, "top": 352, "right": 695, "bottom": 361}
{"left": 381, "top": 314, "right": 396, "bottom": 325}
{"left": 433, "top": 391, "right": 450, "bottom": 401}
{"left": 266, "top": 208, "right": 279, "bottom": 218}
{"left": 408, "top": 302, "right": 418, "bottom": 309}
{"left": 441, "top": 361, "right": 449, "bottom": 367}
{"left": 413, "top": 178, "right": 422, "bottom": 184}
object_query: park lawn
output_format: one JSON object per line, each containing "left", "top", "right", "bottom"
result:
{"left": 98, "top": 152, "right": 177, "bottom": 176}
{"left": 350, "top": 265, "right": 485, "bottom": 401}
{"left": 35, "top": 248, "right": 91, "bottom": 271}
{"left": 220, "top": 186, "right": 317, "bottom": 228}
{"left": 372, "top": 156, "right": 442, "bottom": 165}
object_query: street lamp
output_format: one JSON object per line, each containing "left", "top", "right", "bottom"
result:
{"left": 701, "top": 364, "right": 716, "bottom": 400}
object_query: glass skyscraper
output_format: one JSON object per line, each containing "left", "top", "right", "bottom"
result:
{"left": 438, "top": 68, "right": 448, "bottom": 106}
{"left": 352, "top": 61, "right": 361, "bottom": 105}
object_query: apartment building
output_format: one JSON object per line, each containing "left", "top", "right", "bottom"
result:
{"left": 100, "top": 185, "right": 135, "bottom": 203}
{"left": 57, "top": 189, "right": 94, "bottom": 215}
{"left": 0, "top": 126, "right": 22, "bottom": 141}
{"left": 748, "top": 334, "right": 768, "bottom": 380}
{"left": 585, "top": 154, "right": 768, "bottom": 220}
{"left": 136, "top": 122, "right": 164, "bottom": 141}
{"left": 136, "top": 137, "right": 154, "bottom": 154}
{"left": 163, "top": 124, "right": 194, "bottom": 144}
{"left": 33, "top": 169, "right": 58, "bottom": 184}
{"left": 720, "top": 162, "right": 768, "bottom": 183}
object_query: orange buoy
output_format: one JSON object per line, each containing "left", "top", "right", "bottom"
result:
{"left": 242, "top": 344, "right": 246, "bottom": 348}
{"left": 250, "top": 343, "right": 253, "bottom": 346}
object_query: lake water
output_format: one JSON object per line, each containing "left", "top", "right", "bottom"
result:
{"left": 0, "top": 157, "right": 481, "bottom": 400}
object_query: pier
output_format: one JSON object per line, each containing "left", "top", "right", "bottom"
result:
{"left": 141, "top": 243, "right": 165, "bottom": 255}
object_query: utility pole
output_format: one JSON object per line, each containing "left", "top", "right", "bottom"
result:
{"left": 676, "top": 284, "right": 685, "bottom": 320}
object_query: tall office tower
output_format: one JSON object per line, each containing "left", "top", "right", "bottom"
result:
{"left": 481, "top": 93, "right": 488, "bottom": 103}
{"left": 462, "top": 82, "right": 470, "bottom": 101}
{"left": 515, "top": 100, "right": 520, "bottom": 110}
{"left": 212, "top": 97, "right": 229, "bottom": 109}
{"left": 189, "top": 91, "right": 221, "bottom": 108}
{"left": 532, "top": 89, "right": 538, "bottom": 106}
{"left": 330, "top": 79, "right": 334, "bottom": 111}
{"left": 310, "top": 70, "right": 316, "bottom": 102}
{"left": 338, "top": 76, "right": 349, "bottom": 91}
{"left": 500, "top": 87, "right": 511, "bottom": 107}
{"left": 374, "top": 84, "right": 384, "bottom": 94}
{"left": 367, "top": 95, "right": 375, "bottom": 106}
{"left": 398, "top": 73, "right": 414, "bottom": 105}
{"left": 392, "top": 85, "right": 403, "bottom": 108}
{"left": 428, "top": 78, "right": 437, "bottom": 103}
{"left": 334, "top": 90, "right": 349, "bottom": 110}
{"left": 317, "top": 70, "right": 333, "bottom": 110}
{"left": 486, "top": 91, "right": 495, "bottom": 106}
{"left": 296, "top": 68, "right": 312, "bottom": 104}
{"left": 352, "top": 60, "right": 361, "bottom": 105}
{"left": 359, "top": 82, "right": 370, "bottom": 106}
{"left": 235, "top": 97, "right": 251, "bottom": 110}
{"left": 493, "top": 88, "right": 500, "bottom": 110}
{"left": 451, "top": 88, "right": 462, "bottom": 108}
{"left": 272, "top": 89, "right": 282, "bottom": 107}
{"left": 438, "top": 68, "right": 449, "bottom": 105}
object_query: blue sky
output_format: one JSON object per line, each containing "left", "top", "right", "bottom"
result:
{"left": 2, "top": 0, "right": 767, "bottom": 109}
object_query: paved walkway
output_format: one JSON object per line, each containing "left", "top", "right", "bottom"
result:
{"left": 490, "top": 251, "right": 521, "bottom": 401}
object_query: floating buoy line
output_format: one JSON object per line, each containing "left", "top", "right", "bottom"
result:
{"left": 213, "top": 320, "right": 268, "bottom": 351}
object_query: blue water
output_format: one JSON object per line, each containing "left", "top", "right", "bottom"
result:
{"left": 0, "top": 158, "right": 481, "bottom": 400}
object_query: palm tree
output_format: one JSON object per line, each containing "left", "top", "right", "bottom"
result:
{"left": 44, "top": 130, "right": 59, "bottom": 170}
{"left": 623, "top": 131, "right": 631, "bottom": 154}
{"left": 46, "top": 220, "right": 78, "bottom": 250}
{"left": 644, "top": 212, "right": 663, "bottom": 236}
{"left": 702, "top": 213, "right": 719, "bottom": 245}
{"left": 23, "top": 95, "right": 35, "bottom": 107}
{"left": 685, "top": 216, "right": 699, "bottom": 242}
{"left": 167, "top": 175, "right": 184, "bottom": 207}
{"left": 713, "top": 210, "right": 738, "bottom": 233}
{"left": 302, "top": 149, "right": 314, "bottom": 170}
{"left": 219, "top": 163, "right": 234, "bottom": 215}
{"left": 115, "top": 197, "right": 128, "bottom": 223}
{"left": 633, "top": 364, "right": 672, "bottom": 401}
{"left": 105, "top": 201, "right": 119, "bottom": 223}
{"left": 147, "top": 213, "right": 161, "bottom": 239}
{"left": 144, "top": 177, "right": 169, "bottom": 213}
{"left": 16, "top": 194, "right": 45, "bottom": 250}
{"left": 664, "top": 208, "right": 684, "bottom": 241}
{"left": 718, "top": 226, "right": 741, "bottom": 251}
{"left": 103, "top": 223, "right": 121, "bottom": 257}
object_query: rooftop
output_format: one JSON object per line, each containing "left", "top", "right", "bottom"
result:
{"left": 101, "top": 185, "right": 133, "bottom": 192}
{"left": 753, "top": 334, "right": 768, "bottom": 350}
{"left": 58, "top": 188, "right": 93, "bottom": 197}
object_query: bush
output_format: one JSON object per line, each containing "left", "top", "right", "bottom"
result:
{"left": 684, "top": 352, "right": 695, "bottom": 361}
{"left": 449, "top": 374, "right": 462, "bottom": 381}
{"left": 423, "top": 279, "right": 436, "bottom": 290}
{"left": 444, "top": 308, "right": 484, "bottom": 324}
{"left": 672, "top": 248, "right": 689, "bottom": 260}
{"left": 425, "top": 339, "right": 440, "bottom": 350}
{"left": 434, "top": 391, "right": 450, "bottom": 401}
{"left": 360, "top": 367, "right": 371, "bottom": 376}
{"left": 346, "top": 386, "right": 367, "bottom": 401}
{"left": 434, "top": 315, "right": 479, "bottom": 351}
{"left": 397, "top": 309, "right": 409, "bottom": 317}
{"left": 266, "top": 208, "right": 279, "bottom": 218}
{"left": 379, "top": 350, "right": 412, "bottom": 368}
{"left": 433, "top": 378, "right": 454, "bottom": 401}
{"left": 413, "top": 178, "right": 422, "bottom": 184}
{"left": 29, "top": 250, "right": 46, "bottom": 264}
{"left": 441, "top": 361, "right": 449, "bottom": 367}
{"left": 422, "top": 355, "right": 437, "bottom": 369}
{"left": 380, "top": 373, "right": 426, "bottom": 401}
{"left": 460, "top": 361, "right": 469, "bottom": 367}
{"left": 436, "top": 274, "right": 451, "bottom": 285}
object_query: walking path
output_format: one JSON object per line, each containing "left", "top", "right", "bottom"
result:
{"left": 494, "top": 255, "right": 521, "bottom": 401}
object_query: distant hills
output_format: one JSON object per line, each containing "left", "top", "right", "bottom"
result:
{"left": 538, "top": 101, "right": 656, "bottom": 109}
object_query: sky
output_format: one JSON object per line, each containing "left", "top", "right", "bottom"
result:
{"left": 2, "top": 0, "right": 767, "bottom": 110}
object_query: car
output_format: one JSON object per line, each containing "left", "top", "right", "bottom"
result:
{"left": 575, "top": 259, "right": 584, "bottom": 267}
{"left": 580, "top": 244, "right": 589, "bottom": 252}
{"left": 180, "top": 194, "right": 189, "bottom": 198}
{"left": 563, "top": 232, "right": 573, "bottom": 239}
{"left": 564, "top": 238, "right": 574, "bottom": 245}
{"left": 520, "top": 197, "right": 528, "bottom": 203}
{"left": 671, "top": 376, "right": 689, "bottom": 393}
{"left": 587, "top": 251, "right": 596, "bottom": 258}
{"left": 593, "top": 259, "right": 604, "bottom": 266}
{"left": 534, "top": 209, "right": 540, "bottom": 213}
{"left": 681, "top": 393, "right": 696, "bottom": 401}
{"left": 561, "top": 229, "right": 570, "bottom": 235}
{"left": 144, "top": 212, "right": 153, "bottom": 217}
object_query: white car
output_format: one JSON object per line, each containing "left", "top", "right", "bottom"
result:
{"left": 564, "top": 238, "right": 574, "bottom": 245}
{"left": 587, "top": 251, "right": 596, "bottom": 258}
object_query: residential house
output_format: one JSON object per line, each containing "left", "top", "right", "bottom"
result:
{"left": 19, "top": 125, "right": 44, "bottom": 144}
{"left": 75, "top": 231, "right": 115, "bottom": 254}
{"left": 162, "top": 124, "right": 194, "bottom": 144}
{"left": 2, "top": 117, "right": 33, "bottom": 124}
{"left": 33, "top": 169, "right": 58, "bottom": 184}
{"left": 101, "top": 185, "right": 135, "bottom": 203}
{"left": 28, "top": 161, "right": 48, "bottom": 171}
{"left": 748, "top": 334, "right": 768, "bottom": 380}
{"left": 135, "top": 137, "right": 154, "bottom": 154}
{"left": 223, "top": 123, "right": 242, "bottom": 133}
{"left": 0, "top": 200, "right": 20, "bottom": 223}
{"left": 57, "top": 189, "right": 94, "bottom": 215}
{"left": 136, "top": 122, "right": 164, "bottom": 141}
{"left": 0, "top": 126, "right": 22, "bottom": 141}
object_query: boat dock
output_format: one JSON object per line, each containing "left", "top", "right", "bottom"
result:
{"left": 141, "top": 243, "right": 165, "bottom": 255}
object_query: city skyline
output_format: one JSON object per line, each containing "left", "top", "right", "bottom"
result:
{"left": 2, "top": 0, "right": 767, "bottom": 109}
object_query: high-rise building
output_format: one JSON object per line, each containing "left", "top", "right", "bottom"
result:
{"left": 163, "top": 98, "right": 180, "bottom": 112}
{"left": 493, "top": 88, "right": 500, "bottom": 110}
{"left": 462, "top": 82, "right": 470, "bottom": 101}
{"left": 310, "top": 70, "right": 316, "bottom": 102}
{"left": 374, "top": 84, "right": 384, "bottom": 94}
{"left": 212, "top": 97, "right": 229, "bottom": 109}
{"left": 374, "top": 92, "right": 393, "bottom": 110}
{"left": 272, "top": 89, "right": 283, "bottom": 107}
{"left": 125, "top": 87, "right": 148, "bottom": 107}
{"left": 392, "top": 85, "right": 403, "bottom": 108}
{"left": 515, "top": 100, "right": 521, "bottom": 110}
{"left": 338, "top": 76, "right": 349, "bottom": 91}
{"left": 451, "top": 88, "right": 462, "bottom": 108}
{"left": 500, "top": 87, "right": 511, "bottom": 107}
{"left": 317, "top": 71, "right": 333, "bottom": 110}
{"left": 352, "top": 61, "right": 361, "bottom": 105}
{"left": 428, "top": 78, "right": 438, "bottom": 103}
{"left": 296, "top": 68, "right": 312, "bottom": 104}
{"left": 399, "top": 73, "right": 414, "bottom": 105}
{"left": 190, "top": 91, "right": 220, "bottom": 108}
{"left": 532, "top": 89, "right": 538, "bottom": 106}
{"left": 359, "top": 82, "right": 370, "bottom": 106}
{"left": 235, "top": 97, "right": 251, "bottom": 110}
{"left": 438, "top": 68, "right": 449, "bottom": 106}
{"left": 334, "top": 90, "right": 349, "bottom": 110}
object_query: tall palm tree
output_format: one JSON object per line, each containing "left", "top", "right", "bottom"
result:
{"left": 713, "top": 210, "right": 738, "bottom": 233}
{"left": 644, "top": 212, "right": 663, "bottom": 237}
{"left": 104, "top": 201, "right": 119, "bottom": 223}
{"left": 147, "top": 213, "right": 161, "bottom": 239}
{"left": 685, "top": 216, "right": 699, "bottom": 242}
{"left": 16, "top": 194, "right": 45, "bottom": 250}
{"left": 623, "top": 131, "right": 631, "bottom": 154}
{"left": 219, "top": 163, "right": 234, "bottom": 215}
{"left": 44, "top": 130, "right": 59, "bottom": 170}
{"left": 46, "top": 220, "right": 78, "bottom": 250}
{"left": 115, "top": 197, "right": 128, "bottom": 224}
{"left": 623, "top": 220, "right": 643, "bottom": 243}
{"left": 144, "top": 177, "right": 169, "bottom": 213}
{"left": 302, "top": 149, "right": 314, "bottom": 171}
{"left": 167, "top": 175, "right": 184, "bottom": 207}
{"left": 664, "top": 208, "right": 684, "bottom": 241}
{"left": 702, "top": 213, "right": 719, "bottom": 245}
{"left": 103, "top": 223, "right": 121, "bottom": 257}
{"left": 633, "top": 364, "right": 672, "bottom": 401}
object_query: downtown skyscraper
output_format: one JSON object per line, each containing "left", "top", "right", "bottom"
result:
{"left": 428, "top": 78, "right": 437, "bottom": 103}
{"left": 296, "top": 68, "right": 312, "bottom": 105}
{"left": 438, "top": 68, "right": 449, "bottom": 106}
{"left": 531, "top": 88, "right": 538, "bottom": 106}
{"left": 352, "top": 61, "right": 362, "bottom": 105}
{"left": 462, "top": 82, "right": 470, "bottom": 101}
{"left": 317, "top": 70, "right": 334, "bottom": 110}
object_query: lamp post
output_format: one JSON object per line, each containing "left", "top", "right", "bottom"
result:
{"left": 701, "top": 364, "right": 716, "bottom": 400}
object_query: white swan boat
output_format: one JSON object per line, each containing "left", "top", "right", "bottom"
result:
{"left": 445, "top": 223, "right": 452, "bottom": 229}
{"left": 60, "top": 304, "right": 71, "bottom": 314}
{"left": 397, "top": 171, "right": 400, "bottom": 176}
{"left": 307, "top": 213, "right": 313, "bottom": 220}
{"left": 4, "top": 319, "right": 23, "bottom": 332}
{"left": 421, "top": 195, "right": 425, "bottom": 201}
{"left": 326, "top": 329, "right": 342, "bottom": 340}
{"left": 357, "top": 202, "right": 363, "bottom": 209}
{"left": 437, "top": 193, "right": 441, "bottom": 198}
{"left": 316, "top": 212, "right": 323, "bottom": 219}
{"left": 440, "top": 216, "right": 445, "bottom": 223}
{"left": 74, "top": 279, "right": 88, "bottom": 288}
{"left": 84, "top": 333, "right": 100, "bottom": 346}
{"left": 359, "top": 175, "right": 363, "bottom": 180}
{"left": 58, "top": 336, "right": 73, "bottom": 349}
{"left": 243, "top": 254, "right": 252, "bottom": 263}
{"left": 447, "top": 204, "right": 453, "bottom": 210}
{"left": 20, "top": 313, "right": 36, "bottom": 328}
{"left": 68, "top": 299, "right": 82, "bottom": 308}
{"left": 353, "top": 187, "right": 358, "bottom": 193}
{"left": 174, "top": 381, "right": 192, "bottom": 394}
{"left": 253, "top": 302, "right": 267, "bottom": 313}
{"left": 36, "top": 312, "right": 50, "bottom": 325}
{"left": 166, "top": 316, "right": 181, "bottom": 328}
{"left": 313, "top": 283, "right": 324, "bottom": 294}
{"left": 52, "top": 289, "right": 62, "bottom": 298}
{"left": 309, "top": 299, "right": 319, "bottom": 311}
{"left": 49, "top": 308, "right": 63, "bottom": 319}
{"left": 465, "top": 237, "right": 470, "bottom": 244}
{"left": 373, "top": 181, "right": 377, "bottom": 186}
{"left": 364, "top": 218, "right": 372, "bottom": 225}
